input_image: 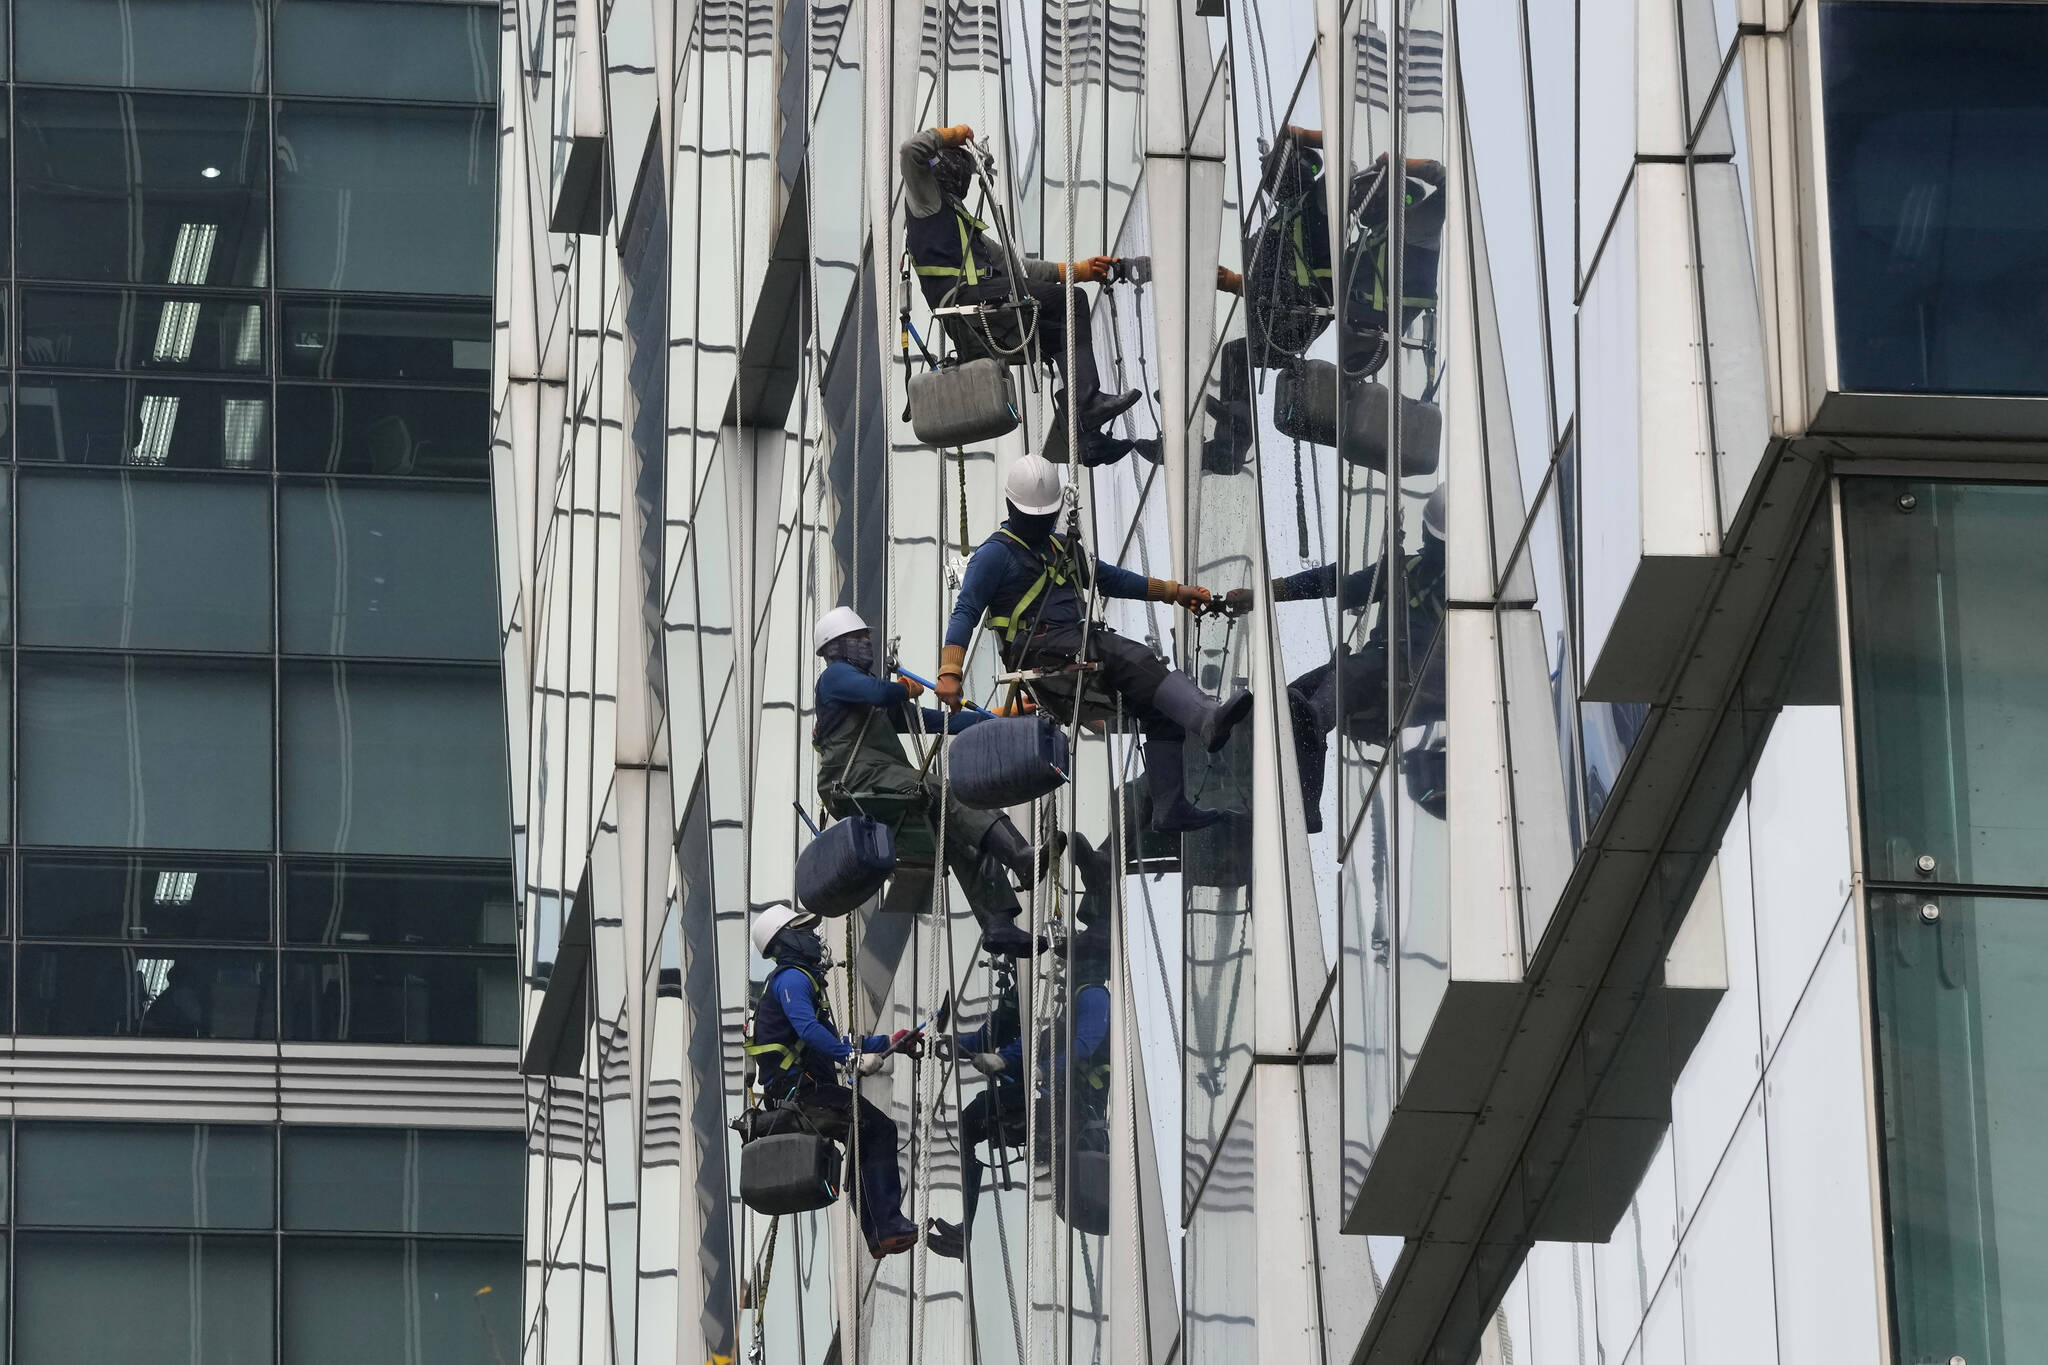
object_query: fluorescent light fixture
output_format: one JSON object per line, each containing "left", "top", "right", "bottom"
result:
{"left": 222, "top": 398, "right": 266, "bottom": 468}
{"left": 166, "top": 222, "right": 217, "bottom": 286}
{"left": 152, "top": 302, "right": 201, "bottom": 364}
{"left": 233, "top": 303, "right": 262, "bottom": 367}
{"left": 153, "top": 871, "right": 198, "bottom": 906}
{"left": 131, "top": 394, "right": 181, "bottom": 466}
{"left": 137, "top": 958, "right": 174, "bottom": 1001}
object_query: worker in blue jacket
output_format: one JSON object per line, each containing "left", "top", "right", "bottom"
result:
{"left": 933, "top": 455, "right": 1254, "bottom": 832}
{"left": 813, "top": 606, "right": 1048, "bottom": 957}
{"left": 744, "top": 906, "right": 926, "bottom": 1259}
{"left": 927, "top": 911, "right": 1115, "bottom": 1260}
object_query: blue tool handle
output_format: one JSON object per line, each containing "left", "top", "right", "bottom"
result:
{"left": 894, "top": 667, "right": 991, "bottom": 714}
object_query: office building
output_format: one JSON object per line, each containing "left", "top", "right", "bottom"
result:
{"left": 0, "top": 1, "right": 525, "bottom": 1362}
{"left": 500, "top": 0, "right": 2045, "bottom": 1361}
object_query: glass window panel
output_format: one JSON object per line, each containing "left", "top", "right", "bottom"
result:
{"left": 276, "top": 385, "right": 487, "bottom": 477}
{"left": 16, "top": 0, "right": 266, "bottom": 91}
{"left": 280, "top": 951, "right": 517, "bottom": 1046}
{"left": 18, "top": 945, "right": 275, "bottom": 1039}
{"left": 19, "top": 658, "right": 272, "bottom": 850}
{"left": 1823, "top": 3, "right": 2048, "bottom": 396}
{"left": 21, "top": 853, "right": 271, "bottom": 941}
{"left": 281, "top": 663, "right": 509, "bottom": 857}
{"left": 17, "top": 1123, "right": 273, "bottom": 1227}
{"left": 16, "top": 1232, "right": 271, "bottom": 1365}
{"left": 17, "top": 377, "right": 272, "bottom": 469}
{"left": 20, "top": 288, "right": 267, "bottom": 377}
{"left": 1871, "top": 892, "right": 2048, "bottom": 1364}
{"left": 275, "top": 0, "right": 496, "bottom": 102}
{"left": 284, "top": 860, "right": 516, "bottom": 948}
{"left": 279, "top": 298, "right": 491, "bottom": 385}
{"left": 20, "top": 473, "right": 272, "bottom": 651}
{"left": 280, "top": 483, "right": 497, "bottom": 659}
{"left": 1844, "top": 480, "right": 2048, "bottom": 888}
{"left": 15, "top": 90, "right": 269, "bottom": 286}
{"left": 275, "top": 103, "right": 495, "bottom": 296}
{"left": 281, "top": 1237, "right": 520, "bottom": 1365}
{"left": 283, "top": 1128, "right": 522, "bottom": 1233}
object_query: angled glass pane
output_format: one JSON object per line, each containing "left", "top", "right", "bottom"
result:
{"left": 20, "top": 658, "right": 272, "bottom": 850}
{"left": 275, "top": 385, "right": 487, "bottom": 477}
{"left": 284, "top": 860, "right": 516, "bottom": 949}
{"left": 16, "top": 0, "right": 266, "bottom": 91}
{"left": 17, "top": 377, "right": 272, "bottom": 470}
{"left": 15, "top": 1232, "right": 272, "bottom": 1365}
{"left": 275, "top": 103, "right": 495, "bottom": 296}
{"left": 279, "top": 298, "right": 491, "bottom": 386}
{"left": 21, "top": 852, "right": 271, "bottom": 941}
{"left": 18, "top": 945, "right": 275, "bottom": 1039}
{"left": 279, "top": 951, "right": 517, "bottom": 1045}
{"left": 20, "top": 473, "right": 271, "bottom": 651}
{"left": 275, "top": 0, "right": 496, "bottom": 102}
{"left": 15, "top": 89, "right": 269, "bottom": 286}
{"left": 16, "top": 1123, "right": 273, "bottom": 1228}
{"left": 20, "top": 288, "right": 266, "bottom": 377}
{"left": 280, "top": 483, "right": 497, "bottom": 659}
{"left": 280, "top": 663, "right": 510, "bottom": 857}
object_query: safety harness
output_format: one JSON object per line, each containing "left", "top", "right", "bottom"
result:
{"left": 909, "top": 200, "right": 996, "bottom": 288}
{"left": 984, "top": 528, "right": 1087, "bottom": 645}
{"left": 742, "top": 962, "right": 838, "bottom": 1081}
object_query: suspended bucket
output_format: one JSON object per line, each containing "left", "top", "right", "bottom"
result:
{"left": 1272, "top": 358, "right": 1441, "bottom": 477}
{"left": 794, "top": 816, "right": 897, "bottom": 918}
{"left": 739, "top": 1132, "right": 843, "bottom": 1216}
{"left": 947, "top": 714, "right": 1071, "bottom": 810}
{"left": 908, "top": 357, "right": 1018, "bottom": 447}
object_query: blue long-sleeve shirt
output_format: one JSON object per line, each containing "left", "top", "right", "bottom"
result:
{"left": 945, "top": 524, "right": 1151, "bottom": 650}
{"left": 1273, "top": 562, "right": 1381, "bottom": 612}
{"left": 765, "top": 966, "right": 889, "bottom": 1074}
{"left": 815, "top": 659, "right": 987, "bottom": 743}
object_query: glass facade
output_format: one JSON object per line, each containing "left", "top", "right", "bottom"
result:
{"left": 0, "top": 1120, "right": 522, "bottom": 1365}
{"left": 0, "top": 0, "right": 511, "bottom": 1046}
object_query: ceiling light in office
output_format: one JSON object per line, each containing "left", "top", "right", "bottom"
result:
{"left": 131, "top": 394, "right": 181, "bottom": 466}
{"left": 200, "top": 166, "right": 221, "bottom": 179}
{"left": 153, "top": 871, "right": 199, "bottom": 906}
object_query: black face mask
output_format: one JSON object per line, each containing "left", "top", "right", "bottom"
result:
{"left": 933, "top": 146, "right": 976, "bottom": 200}
{"left": 839, "top": 638, "right": 876, "bottom": 672}
{"left": 1007, "top": 505, "right": 1060, "bottom": 544}
{"left": 776, "top": 927, "right": 829, "bottom": 968}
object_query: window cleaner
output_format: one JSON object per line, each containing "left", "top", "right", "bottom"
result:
{"left": 900, "top": 124, "right": 1139, "bottom": 435}
{"left": 933, "top": 456, "right": 1254, "bottom": 832}
{"left": 740, "top": 906, "right": 926, "bottom": 1257}
{"left": 813, "top": 606, "right": 1055, "bottom": 956}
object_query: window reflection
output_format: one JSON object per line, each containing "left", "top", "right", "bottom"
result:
{"left": 21, "top": 853, "right": 271, "bottom": 942}
{"left": 17, "top": 377, "right": 272, "bottom": 470}
{"left": 20, "top": 289, "right": 267, "bottom": 377}
{"left": 275, "top": 385, "right": 486, "bottom": 477}
{"left": 274, "top": 0, "right": 496, "bottom": 103}
{"left": 280, "top": 951, "right": 516, "bottom": 1046}
{"left": 18, "top": 944, "right": 274, "bottom": 1039}
{"left": 279, "top": 297, "right": 491, "bottom": 385}
{"left": 284, "top": 860, "right": 515, "bottom": 949}
{"left": 279, "top": 483, "right": 497, "bottom": 660}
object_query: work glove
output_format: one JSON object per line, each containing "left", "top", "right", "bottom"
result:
{"left": 1062, "top": 256, "right": 1117, "bottom": 284}
{"left": 969, "top": 1053, "right": 1008, "bottom": 1078}
{"left": 936, "top": 645, "right": 967, "bottom": 712}
{"left": 889, "top": 1028, "right": 926, "bottom": 1059}
{"left": 1223, "top": 587, "right": 1254, "bottom": 614}
{"left": 940, "top": 123, "right": 975, "bottom": 146}
{"left": 898, "top": 673, "right": 926, "bottom": 700}
{"left": 1216, "top": 266, "right": 1243, "bottom": 295}
{"left": 857, "top": 1052, "right": 892, "bottom": 1077}
{"left": 1175, "top": 583, "right": 1213, "bottom": 612}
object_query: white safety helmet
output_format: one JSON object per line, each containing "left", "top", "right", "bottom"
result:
{"left": 1421, "top": 485, "right": 1446, "bottom": 541}
{"left": 814, "top": 605, "right": 869, "bottom": 657}
{"left": 1004, "top": 454, "right": 1065, "bottom": 516}
{"left": 751, "top": 905, "right": 817, "bottom": 958}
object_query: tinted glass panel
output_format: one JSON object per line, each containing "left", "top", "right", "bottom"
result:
{"left": 285, "top": 861, "right": 515, "bottom": 948}
{"left": 20, "top": 474, "right": 272, "bottom": 651}
{"left": 1824, "top": 3, "right": 2048, "bottom": 395}
{"left": 21, "top": 853, "right": 270, "bottom": 941}
{"left": 19, "top": 659, "right": 272, "bottom": 850}
{"left": 15, "top": 90, "right": 269, "bottom": 286}
{"left": 16, "top": 1233, "right": 271, "bottom": 1365}
{"left": 280, "top": 951, "right": 516, "bottom": 1045}
{"left": 279, "top": 298, "right": 490, "bottom": 384}
{"left": 276, "top": 385, "right": 487, "bottom": 477}
{"left": 281, "top": 664, "right": 509, "bottom": 857}
{"left": 281, "top": 1238, "right": 519, "bottom": 1365}
{"left": 16, "top": 1123, "right": 272, "bottom": 1227}
{"left": 275, "top": 103, "right": 494, "bottom": 296}
{"left": 1844, "top": 480, "right": 2048, "bottom": 888}
{"left": 282, "top": 1129, "right": 522, "bottom": 1233}
{"left": 18, "top": 945, "right": 274, "bottom": 1039}
{"left": 20, "top": 288, "right": 266, "bottom": 377}
{"left": 275, "top": 1, "right": 496, "bottom": 102}
{"left": 17, "top": 377, "right": 271, "bottom": 469}
{"left": 1872, "top": 892, "right": 2048, "bottom": 1363}
{"left": 16, "top": 0, "right": 266, "bottom": 92}
{"left": 280, "top": 484, "right": 497, "bottom": 659}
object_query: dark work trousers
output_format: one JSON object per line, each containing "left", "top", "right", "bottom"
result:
{"left": 957, "top": 1082, "right": 1031, "bottom": 1228}
{"left": 772, "top": 1079, "right": 911, "bottom": 1249}
{"left": 1288, "top": 642, "right": 1390, "bottom": 813}
{"left": 956, "top": 277, "right": 1103, "bottom": 407}
{"left": 1010, "top": 621, "right": 1179, "bottom": 741}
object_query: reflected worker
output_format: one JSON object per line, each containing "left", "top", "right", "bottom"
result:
{"left": 900, "top": 124, "right": 1139, "bottom": 436}
{"left": 934, "top": 455, "right": 1254, "bottom": 832}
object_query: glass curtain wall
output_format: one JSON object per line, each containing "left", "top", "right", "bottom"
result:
{"left": 1844, "top": 478, "right": 2048, "bottom": 1365}
{"left": 0, "top": 0, "right": 511, "bottom": 1045}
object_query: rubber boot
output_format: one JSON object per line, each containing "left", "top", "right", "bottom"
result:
{"left": 979, "top": 818, "right": 1063, "bottom": 891}
{"left": 1070, "top": 830, "right": 1116, "bottom": 900}
{"left": 927, "top": 1218, "right": 965, "bottom": 1261}
{"left": 977, "top": 906, "right": 1039, "bottom": 958}
{"left": 1153, "top": 671, "right": 1255, "bottom": 754}
{"left": 1078, "top": 386, "right": 1142, "bottom": 430}
{"left": 1145, "top": 737, "right": 1221, "bottom": 833}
